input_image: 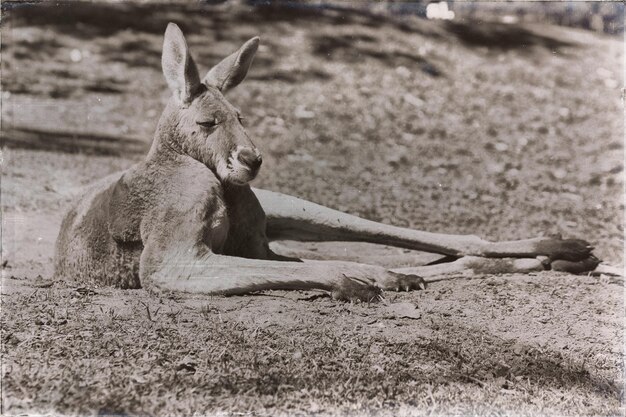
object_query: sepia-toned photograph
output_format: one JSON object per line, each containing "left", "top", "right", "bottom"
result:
{"left": 0, "top": 0, "right": 623, "bottom": 415}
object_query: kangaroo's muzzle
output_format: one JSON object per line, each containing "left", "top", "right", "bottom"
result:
{"left": 237, "top": 148, "right": 263, "bottom": 171}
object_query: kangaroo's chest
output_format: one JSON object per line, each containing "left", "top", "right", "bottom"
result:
{"left": 206, "top": 199, "right": 231, "bottom": 254}
{"left": 111, "top": 162, "right": 268, "bottom": 257}
{"left": 217, "top": 185, "right": 269, "bottom": 258}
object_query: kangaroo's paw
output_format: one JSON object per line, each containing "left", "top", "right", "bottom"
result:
{"left": 535, "top": 237, "right": 594, "bottom": 262}
{"left": 332, "top": 274, "right": 383, "bottom": 302}
{"left": 378, "top": 271, "right": 426, "bottom": 292}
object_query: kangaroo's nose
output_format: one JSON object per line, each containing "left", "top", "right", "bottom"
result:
{"left": 237, "top": 148, "right": 262, "bottom": 170}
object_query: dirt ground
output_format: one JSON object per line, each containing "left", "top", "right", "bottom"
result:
{"left": 0, "top": 2, "right": 624, "bottom": 416}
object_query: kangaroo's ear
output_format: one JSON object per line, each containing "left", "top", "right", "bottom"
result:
{"left": 162, "top": 23, "right": 201, "bottom": 105}
{"left": 203, "top": 37, "right": 259, "bottom": 93}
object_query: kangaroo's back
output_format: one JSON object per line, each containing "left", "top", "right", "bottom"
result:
{"left": 54, "top": 170, "right": 143, "bottom": 288}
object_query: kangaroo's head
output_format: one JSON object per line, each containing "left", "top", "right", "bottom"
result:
{"left": 157, "top": 23, "right": 261, "bottom": 186}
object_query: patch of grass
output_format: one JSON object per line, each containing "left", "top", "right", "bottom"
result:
{"left": 1, "top": 286, "right": 622, "bottom": 416}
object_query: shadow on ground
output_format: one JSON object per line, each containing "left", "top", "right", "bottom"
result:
{"left": 311, "top": 34, "right": 443, "bottom": 75}
{"left": 420, "top": 332, "right": 621, "bottom": 398}
{"left": 444, "top": 20, "right": 576, "bottom": 52}
{"left": 1, "top": 127, "right": 149, "bottom": 156}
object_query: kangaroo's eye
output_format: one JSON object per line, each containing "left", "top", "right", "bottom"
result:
{"left": 237, "top": 115, "right": 245, "bottom": 125}
{"left": 196, "top": 119, "right": 218, "bottom": 129}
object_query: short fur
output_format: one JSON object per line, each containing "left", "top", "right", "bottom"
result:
{"left": 54, "top": 24, "right": 599, "bottom": 301}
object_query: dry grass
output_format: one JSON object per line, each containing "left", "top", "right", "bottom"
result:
{"left": 2, "top": 283, "right": 622, "bottom": 416}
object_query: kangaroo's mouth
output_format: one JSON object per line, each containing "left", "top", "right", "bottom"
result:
{"left": 226, "top": 155, "right": 234, "bottom": 171}
{"left": 224, "top": 154, "right": 260, "bottom": 185}
{"left": 227, "top": 154, "right": 254, "bottom": 173}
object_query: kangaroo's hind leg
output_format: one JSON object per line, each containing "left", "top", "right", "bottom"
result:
{"left": 253, "top": 188, "right": 597, "bottom": 272}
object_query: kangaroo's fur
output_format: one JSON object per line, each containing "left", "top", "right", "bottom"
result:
{"left": 54, "top": 24, "right": 600, "bottom": 301}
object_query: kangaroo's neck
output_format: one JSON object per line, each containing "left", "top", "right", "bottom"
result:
{"left": 146, "top": 104, "right": 184, "bottom": 163}
{"left": 146, "top": 130, "right": 181, "bottom": 164}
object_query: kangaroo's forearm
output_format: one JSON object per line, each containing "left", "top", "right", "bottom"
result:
{"left": 143, "top": 250, "right": 376, "bottom": 295}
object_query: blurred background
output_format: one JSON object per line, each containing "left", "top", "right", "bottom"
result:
{"left": 1, "top": 0, "right": 623, "bottom": 264}
{"left": 241, "top": 0, "right": 625, "bottom": 34}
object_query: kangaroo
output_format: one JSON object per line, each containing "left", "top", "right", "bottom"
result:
{"left": 54, "top": 23, "right": 599, "bottom": 301}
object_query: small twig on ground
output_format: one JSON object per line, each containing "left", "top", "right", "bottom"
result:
{"left": 298, "top": 293, "right": 330, "bottom": 301}
{"left": 466, "top": 375, "right": 486, "bottom": 387}
{"left": 138, "top": 300, "right": 159, "bottom": 322}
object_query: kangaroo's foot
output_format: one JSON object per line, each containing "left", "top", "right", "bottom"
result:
{"left": 542, "top": 254, "right": 601, "bottom": 274}
{"left": 534, "top": 236, "right": 595, "bottom": 262}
